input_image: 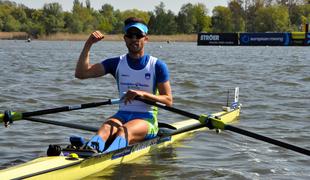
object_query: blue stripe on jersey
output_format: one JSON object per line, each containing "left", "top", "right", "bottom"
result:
{"left": 126, "top": 54, "right": 150, "bottom": 70}
{"left": 155, "top": 60, "right": 169, "bottom": 83}
{"left": 101, "top": 54, "right": 169, "bottom": 83}
{"left": 101, "top": 57, "right": 120, "bottom": 77}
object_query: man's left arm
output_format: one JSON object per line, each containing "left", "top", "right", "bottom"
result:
{"left": 123, "top": 82, "right": 172, "bottom": 106}
{"left": 155, "top": 81, "right": 173, "bottom": 106}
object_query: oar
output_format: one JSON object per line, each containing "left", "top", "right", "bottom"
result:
{"left": 25, "top": 117, "right": 98, "bottom": 132}
{"left": 21, "top": 117, "right": 176, "bottom": 132}
{"left": 0, "top": 99, "right": 120, "bottom": 126}
{"left": 135, "top": 97, "right": 310, "bottom": 156}
{"left": 1, "top": 98, "right": 177, "bottom": 130}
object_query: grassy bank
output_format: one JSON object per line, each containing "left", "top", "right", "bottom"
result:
{"left": 39, "top": 33, "right": 197, "bottom": 42}
{"left": 0, "top": 32, "right": 197, "bottom": 42}
{"left": 0, "top": 32, "right": 28, "bottom": 39}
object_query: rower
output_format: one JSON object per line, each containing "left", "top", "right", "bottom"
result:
{"left": 75, "top": 17, "right": 173, "bottom": 153}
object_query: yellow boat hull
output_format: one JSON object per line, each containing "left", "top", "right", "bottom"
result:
{"left": 0, "top": 107, "right": 240, "bottom": 180}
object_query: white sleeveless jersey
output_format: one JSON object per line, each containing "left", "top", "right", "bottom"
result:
{"left": 116, "top": 54, "right": 157, "bottom": 113}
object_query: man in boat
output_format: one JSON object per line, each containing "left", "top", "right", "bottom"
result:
{"left": 75, "top": 17, "right": 173, "bottom": 153}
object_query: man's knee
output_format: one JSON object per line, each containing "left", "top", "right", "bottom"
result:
{"left": 98, "top": 124, "right": 117, "bottom": 139}
{"left": 115, "top": 126, "right": 128, "bottom": 137}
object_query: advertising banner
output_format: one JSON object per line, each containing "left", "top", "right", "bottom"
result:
{"left": 197, "top": 33, "right": 238, "bottom": 45}
{"left": 239, "top": 33, "right": 291, "bottom": 46}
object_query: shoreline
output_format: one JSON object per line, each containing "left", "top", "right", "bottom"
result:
{"left": 0, "top": 32, "right": 197, "bottom": 42}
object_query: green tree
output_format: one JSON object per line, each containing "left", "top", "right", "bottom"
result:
{"left": 289, "top": 4, "right": 304, "bottom": 30}
{"left": 0, "top": 18, "right": 3, "bottom": 30}
{"left": 275, "top": 0, "right": 307, "bottom": 31}
{"left": 112, "top": 10, "right": 125, "bottom": 34}
{"left": 120, "top": 9, "right": 150, "bottom": 24}
{"left": 42, "top": 2, "right": 64, "bottom": 34}
{"left": 27, "top": 22, "right": 45, "bottom": 37}
{"left": 177, "top": 3, "right": 195, "bottom": 33}
{"left": 148, "top": 2, "right": 177, "bottom": 34}
{"left": 63, "top": 12, "right": 83, "bottom": 33}
{"left": 28, "top": 9, "right": 45, "bottom": 36}
{"left": 211, "top": 6, "right": 233, "bottom": 32}
{"left": 193, "top": 3, "right": 211, "bottom": 32}
{"left": 0, "top": 1, "right": 14, "bottom": 31}
{"left": 11, "top": 7, "right": 27, "bottom": 23}
{"left": 118, "top": 9, "right": 150, "bottom": 33}
{"left": 2, "top": 0, "right": 307, "bottom": 35}
{"left": 177, "top": 3, "right": 211, "bottom": 33}
{"left": 228, "top": 0, "right": 245, "bottom": 32}
{"left": 97, "top": 4, "right": 116, "bottom": 33}
{"left": 72, "top": 0, "right": 96, "bottom": 33}
{"left": 12, "top": 7, "right": 32, "bottom": 32}
{"left": 244, "top": 0, "right": 264, "bottom": 32}
{"left": 301, "top": 4, "right": 310, "bottom": 26}
{"left": 3, "top": 15, "right": 21, "bottom": 31}
{"left": 254, "top": 5, "right": 290, "bottom": 32}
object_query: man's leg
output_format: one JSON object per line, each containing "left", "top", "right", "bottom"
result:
{"left": 104, "top": 119, "right": 149, "bottom": 152}
{"left": 87, "top": 118, "right": 122, "bottom": 152}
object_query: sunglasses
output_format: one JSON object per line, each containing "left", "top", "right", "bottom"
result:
{"left": 125, "top": 33, "right": 145, "bottom": 39}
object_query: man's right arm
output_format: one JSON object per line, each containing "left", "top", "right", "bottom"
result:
{"left": 75, "top": 31, "right": 105, "bottom": 79}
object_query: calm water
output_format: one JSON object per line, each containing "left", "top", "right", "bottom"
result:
{"left": 0, "top": 40, "right": 309, "bottom": 179}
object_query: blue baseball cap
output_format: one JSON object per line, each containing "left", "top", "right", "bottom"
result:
{"left": 124, "top": 22, "right": 148, "bottom": 34}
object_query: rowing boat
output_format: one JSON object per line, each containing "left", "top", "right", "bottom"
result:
{"left": 0, "top": 104, "right": 241, "bottom": 179}
{"left": 1, "top": 86, "right": 308, "bottom": 179}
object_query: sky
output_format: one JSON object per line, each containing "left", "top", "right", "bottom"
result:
{"left": 11, "top": 0, "right": 228, "bottom": 14}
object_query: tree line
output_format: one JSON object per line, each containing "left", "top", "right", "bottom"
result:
{"left": 0, "top": 0, "right": 309, "bottom": 37}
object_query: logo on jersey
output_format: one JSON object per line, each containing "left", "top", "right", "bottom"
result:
{"left": 121, "top": 74, "right": 129, "bottom": 77}
{"left": 145, "top": 73, "right": 151, "bottom": 80}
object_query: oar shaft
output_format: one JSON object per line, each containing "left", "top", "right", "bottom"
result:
{"left": 22, "top": 99, "right": 120, "bottom": 117}
{"left": 1, "top": 99, "right": 120, "bottom": 123}
{"left": 25, "top": 117, "right": 98, "bottom": 132}
{"left": 135, "top": 97, "right": 200, "bottom": 119}
{"left": 225, "top": 125, "right": 310, "bottom": 156}
{"left": 136, "top": 97, "right": 310, "bottom": 156}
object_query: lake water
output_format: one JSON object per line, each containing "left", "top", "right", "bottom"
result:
{"left": 0, "top": 40, "right": 309, "bottom": 179}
